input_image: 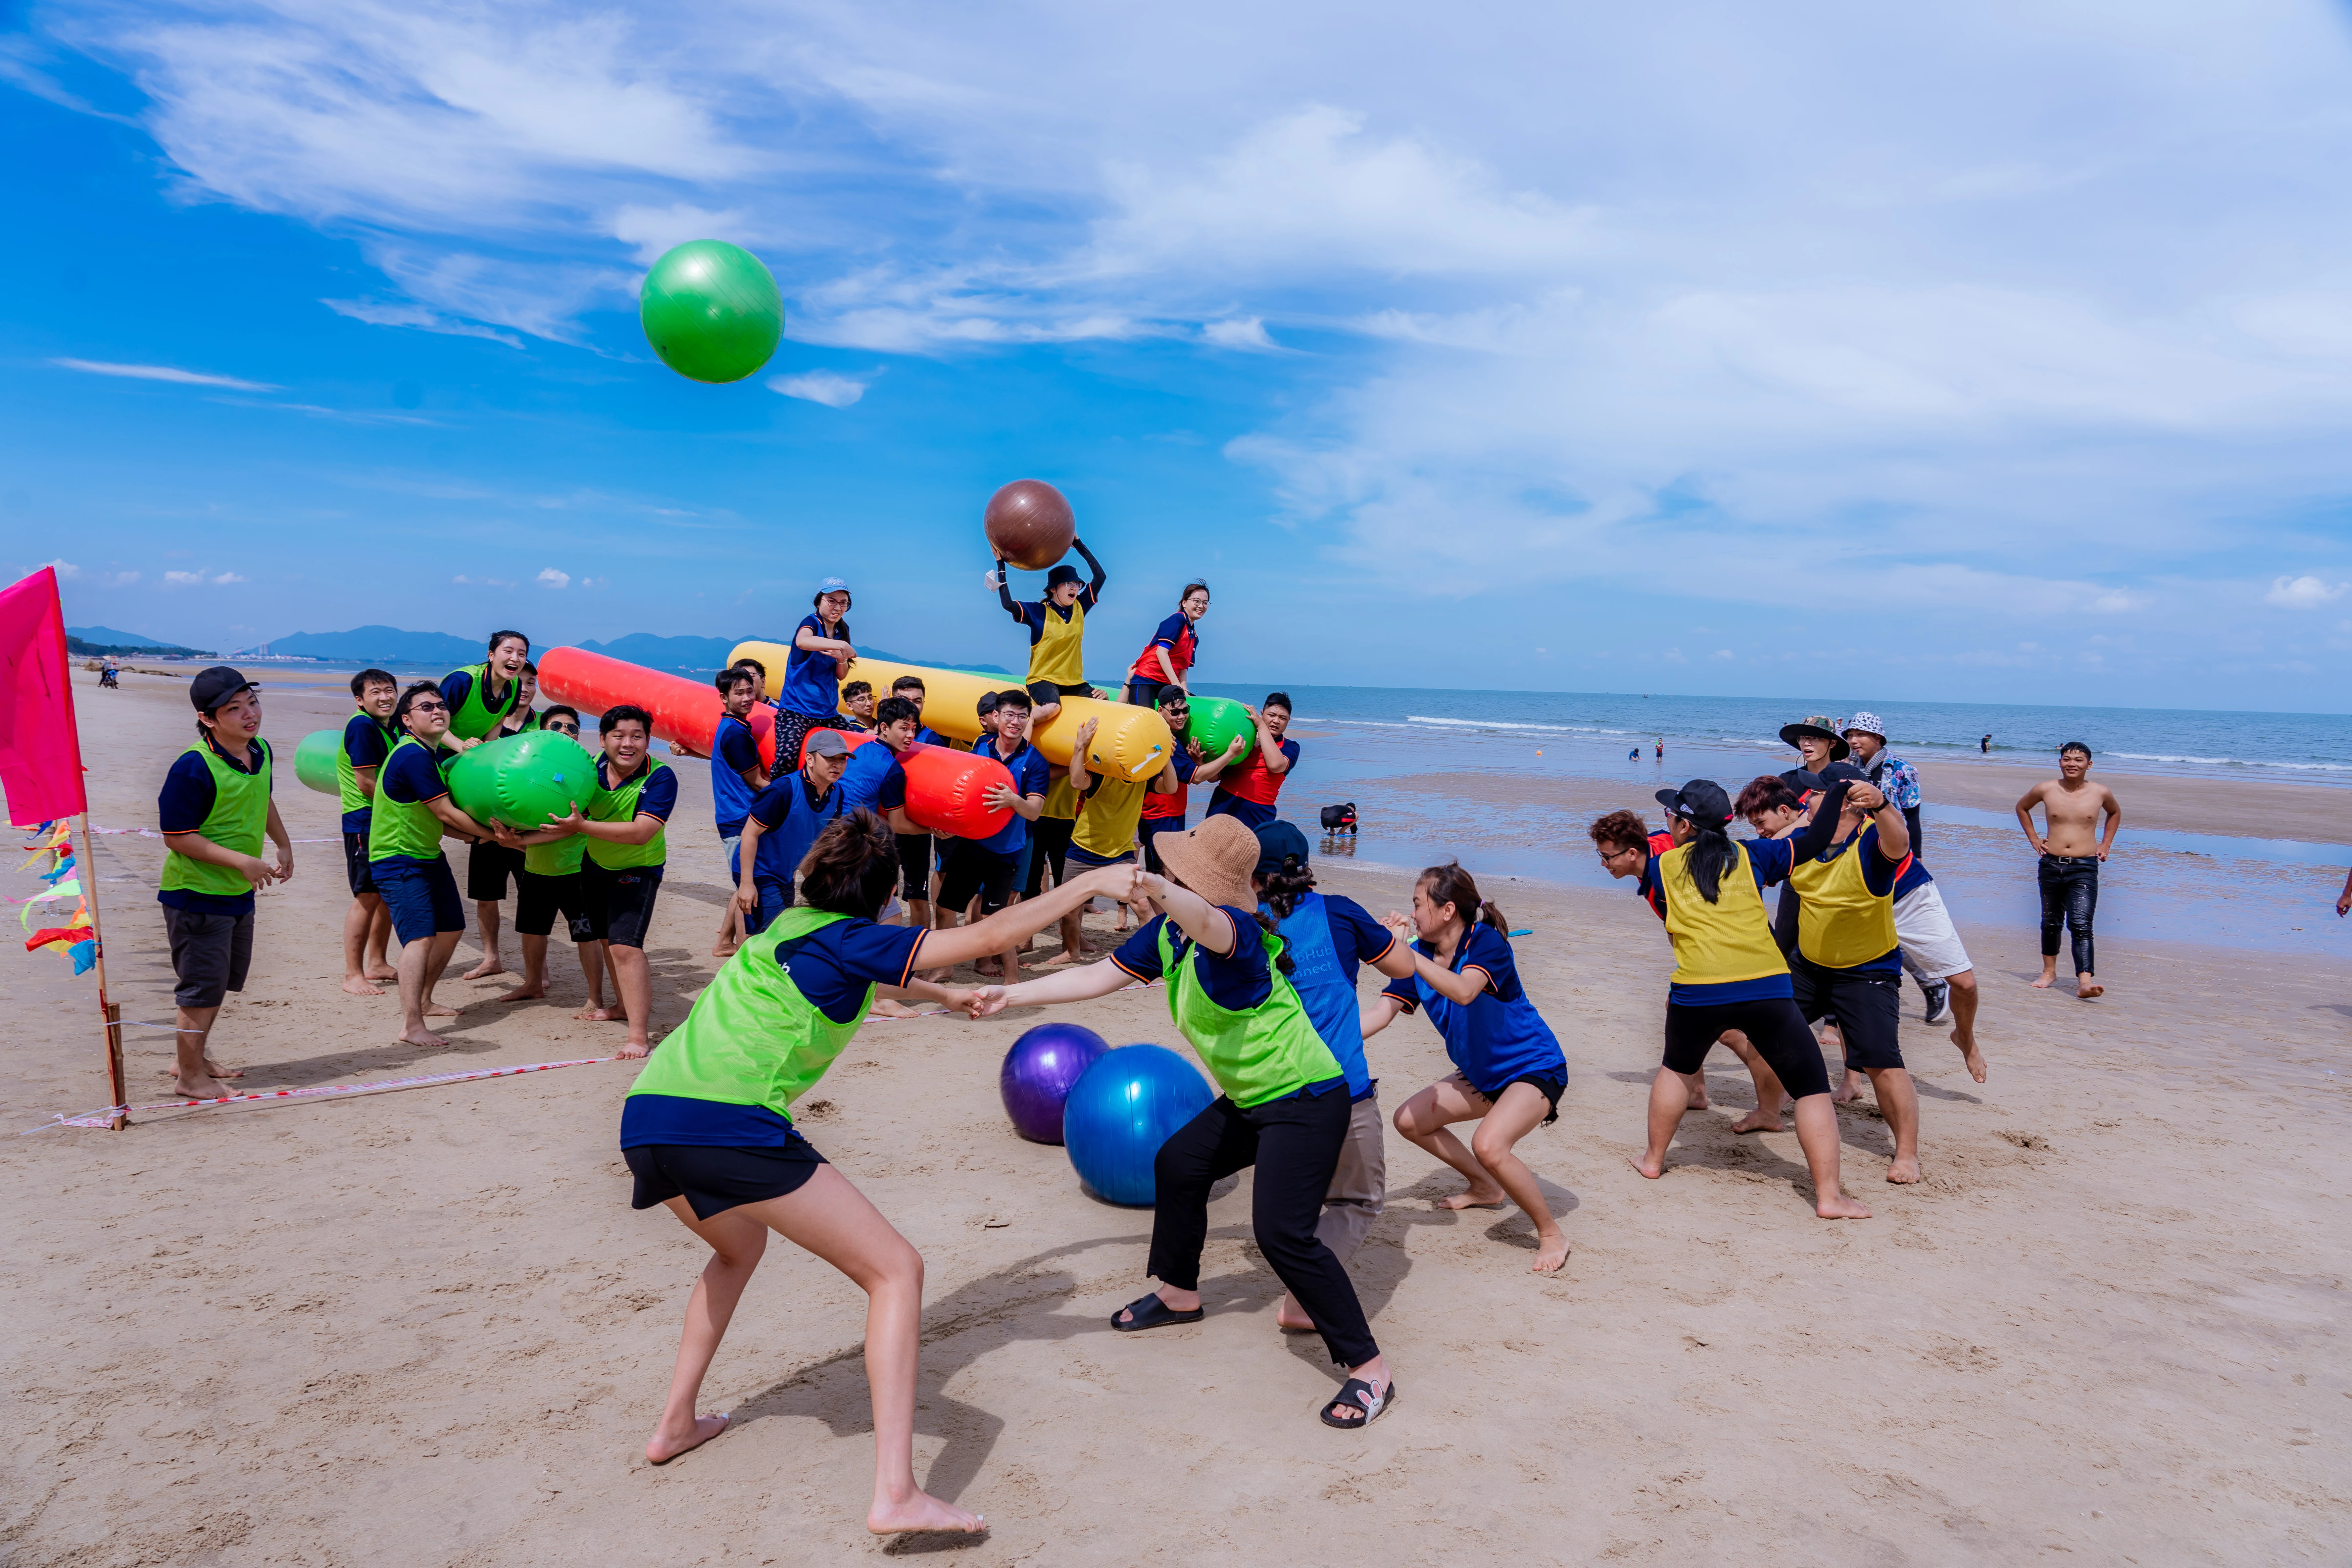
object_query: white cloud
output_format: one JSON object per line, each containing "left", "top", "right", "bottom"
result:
{"left": 53, "top": 357, "right": 278, "bottom": 391}
{"left": 2266, "top": 574, "right": 2348, "bottom": 609}
{"left": 39, "top": 559, "right": 81, "bottom": 579}
{"left": 768, "top": 370, "right": 867, "bottom": 407}
{"left": 537, "top": 568, "right": 570, "bottom": 589}
{"left": 1202, "top": 316, "right": 1276, "bottom": 351}
{"left": 162, "top": 570, "right": 203, "bottom": 586}
{"left": 212, "top": 571, "right": 247, "bottom": 584}
{"left": 324, "top": 299, "right": 524, "bottom": 348}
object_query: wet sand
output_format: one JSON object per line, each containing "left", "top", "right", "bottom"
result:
{"left": 3, "top": 668, "right": 2349, "bottom": 1563}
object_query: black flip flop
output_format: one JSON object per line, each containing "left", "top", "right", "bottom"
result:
{"left": 1110, "top": 1292, "right": 1203, "bottom": 1332}
{"left": 1320, "top": 1378, "right": 1396, "bottom": 1429}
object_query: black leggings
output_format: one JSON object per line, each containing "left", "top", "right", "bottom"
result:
{"left": 1147, "top": 1086, "right": 1377, "bottom": 1369}
{"left": 2038, "top": 854, "right": 2098, "bottom": 974}
{"left": 1662, "top": 996, "right": 1832, "bottom": 1100}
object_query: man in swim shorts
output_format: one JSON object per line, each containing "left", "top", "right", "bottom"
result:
{"left": 2014, "top": 742, "right": 2120, "bottom": 999}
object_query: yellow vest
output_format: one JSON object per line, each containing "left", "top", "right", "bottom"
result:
{"left": 1660, "top": 841, "right": 1788, "bottom": 989}
{"left": 1072, "top": 774, "right": 1150, "bottom": 860}
{"left": 1788, "top": 832, "right": 1900, "bottom": 968}
{"left": 1028, "top": 600, "right": 1087, "bottom": 687}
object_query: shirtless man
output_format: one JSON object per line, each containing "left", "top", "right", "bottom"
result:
{"left": 2014, "top": 742, "right": 2120, "bottom": 999}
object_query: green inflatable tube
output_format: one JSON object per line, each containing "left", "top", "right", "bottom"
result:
{"left": 1183, "top": 695, "right": 1256, "bottom": 766}
{"left": 293, "top": 729, "right": 343, "bottom": 795}
{"left": 444, "top": 732, "right": 600, "bottom": 831}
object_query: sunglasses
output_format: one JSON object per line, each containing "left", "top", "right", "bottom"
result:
{"left": 408, "top": 700, "right": 448, "bottom": 713}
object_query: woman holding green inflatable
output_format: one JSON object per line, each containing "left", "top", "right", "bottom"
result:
{"left": 620, "top": 810, "right": 1134, "bottom": 1534}
{"left": 978, "top": 814, "right": 1399, "bottom": 1431}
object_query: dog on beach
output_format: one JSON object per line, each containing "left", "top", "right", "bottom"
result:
{"left": 1320, "top": 802, "right": 1358, "bottom": 836}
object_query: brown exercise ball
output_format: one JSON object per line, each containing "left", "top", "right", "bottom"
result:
{"left": 983, "top": 479, "right": 1075, "bottom": 571}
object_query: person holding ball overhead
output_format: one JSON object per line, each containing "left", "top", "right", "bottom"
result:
{"left": 977, "top": 816, "right": 1400, "bottom": 1430}
{"left": 619, "top": 810, "right": 1135, "bottom": 1533}
{"left": 993, "top": 536, "right": 1106, "bottom": 728}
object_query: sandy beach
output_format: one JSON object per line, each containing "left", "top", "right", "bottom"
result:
{"left": 4, "top": 668, "right": 2349, "bottom": 1564}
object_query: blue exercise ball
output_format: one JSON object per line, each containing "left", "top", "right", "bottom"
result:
{"left": 999, "top": 1021, "right": 1109, "bottom": 1144}
{"left": 1062, "top": 1044, "right": 1215, "bottom": 1207}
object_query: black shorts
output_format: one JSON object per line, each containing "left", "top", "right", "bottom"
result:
{"left": 1663, "top": 995, "right": 1833, "bottom": 1099}
{"left": 1027, "top": 680, "right": 1094, "bottom": 708}
{"left": 586, "top": 863, "right": 663, "bottom": 949}
{"left": 937, "top": 840, "right": 1021, "bottom": 916}
{"left": 895, "top": 832, "right": 934, "bottom": 899}
{"left": 625, "top": 1137, "right": 828, "bottom": 1220}
{"left": 163, "top": 905, "right": 254, "bottom": 1009}
{"left": 1790, "top": 958, "right": 1905, "bottom": 1071}
{"left": 467, "top": 840, "right": 523, "bottom": 902}
{"left": 1464, "top": 1070, "right": 1566, "bottom": 1126}
{"left": 515, "top": 868, "right": 599, "bottom": 941}
{"left": 1023, "top": 815, "right": 1076, "bottom": 899}
{"left": 1139, "top": 815, "right": 1182, "bottom": 874}
{"left": 343, "top": 830, "right": 377, "bottom": 896}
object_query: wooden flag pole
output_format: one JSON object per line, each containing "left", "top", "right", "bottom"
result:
{"left": 77, "top": 813, "right": 128, "bottom": 1129}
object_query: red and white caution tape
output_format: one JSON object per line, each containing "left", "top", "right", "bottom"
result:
{"left": 21, "top": 1054, "right": 620, "bottom": 1134}
{"left": 86, "top": 824, "right": 338, "bottom": 844}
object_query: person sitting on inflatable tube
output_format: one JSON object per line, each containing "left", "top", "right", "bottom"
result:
{"left": 1126, "top": 579, "right": 1209, "bottom": 709}
{"left": 1205, "top": 693, "right": 1299, "bottom": 830}
{"left": 776, "top": 577, "right": 857, "bottom": 766}
{"left": 994, "top": 536, "right": 1106, "bottom": 728}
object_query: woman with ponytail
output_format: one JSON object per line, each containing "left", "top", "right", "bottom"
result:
{"left": 1362, "top": 863, "right": 1574, "bottom": 1273}
{"left": 1588, "top": 780, "right": 1870, "bottom": 1220}
{"left": 619, "top": 810, "right": 1136, "bottom": 1532}
{"left": 981, "top": 814, "right": 1400, "bottom": 1431}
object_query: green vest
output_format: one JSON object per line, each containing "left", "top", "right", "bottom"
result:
{"left": 627, "top": 908, "right": 863, "bottom": 1117}
{"left": 1158, "top": 919, "right": 1342, "bottom": 1107}
{"left": 159, "top": 737, "right": 273, "bottom": 899}
{"left": 336, "top": 709, "right": 390, "bottom": 818}
{"left": 588, "top": 757, "right": 670, "bottom": 869}
{"left": 448, "top": 663, "right": 518, "bottom": 741}
{"left": 368, "top": 733, "right": 452, "bottom": 862}
{"left": 503, "top": 708, "right": 540, "bottom": 735}
{"left": 523, "top": 824, "right": 587, "bottom": 877}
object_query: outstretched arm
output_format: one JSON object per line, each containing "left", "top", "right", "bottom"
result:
{"left": 1136, "top": 869, "right": 1236, "bottom": 956}
{"left": 1360, "top": 993, "right": 1407, "bottom": 1040}
{"left": 1073, "top": 536, "right": 1106, "bottom": 602}
{"left": 919, "top": 862, "right": 1136, "bottom": 969}
{"left": 995, "top": 560, "right": 1024, "bottom": 621}
{"left": 985, "top": 955, "right": 1135, "bottom": 1010}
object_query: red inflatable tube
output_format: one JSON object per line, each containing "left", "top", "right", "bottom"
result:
{"left": 537, "top": 647, "right": 777, "bottom": 770}
{"left": 900, "top": 743, "right": 1016, "bottom": 839}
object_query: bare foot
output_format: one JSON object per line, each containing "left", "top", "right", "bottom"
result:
{"left": 1436, "top": 1186, "right": 1506, "bottom": 1210}
{"left": 1275, "top": 1293, "right": 1316, "bottom": 1332}
{"left": 646, "top": 1412, "right": 728, "bottom": 1465}
{"left": 422, "top": 1002, "right": 461, "bottom": 1019}
{"left": 973, "top": 958, "right": 1003, "bottom": 979}
{"left": 2030, "top": 970, "right": 2057, "bottom": 989}
{"left": 496, "top": 981, "right": 547, "bottom": 1003}
{"left": 1816, "top": 1192, "right": 1873, "bottom": 1219}
{"left": 172, "top": 1075, "right": 230, "bottom": 1100}
{"left": 1036, "top": 949, "right": 1087, "bottom": 969}
{"left": 1953, "top": 1030, "right": 1988, "bottom": 1082}
{"left": 363, "top": 964, "right": 399, "bottom": 983}
{"left": 1627, "top": 1152, "right": 1665, "bottom": 1180}
{"left": 2076, "top": 979, "right": 2104, "bottom": 1000}
{"left": 399, "top": 1026, "right": 451, "bottom": 1049}
{"left": 1729, "top": 1107, "right": 1782, "bottom": 1134}
{"left": 870, "top": 998, "right": 922, "bottom": 1019}
{"left": 460, "top": 957, "right": 506, "bottom": 981}
{"left": 1887, "top": 1156, "right": 1922, "bottom": 1184}
{"left": 710, "top": 944, "right": 738, "bottom": 960}
{"left": 576, "top": 1004, "right": 615, "bottom": 1022}
{"left": 340, "top": 975, "right": 385, "bottom": 996}
{"left": 1832, "top": 1073, "right": 1866, "bottom": 1105}
{"left": 868, "top": 1491, "right": 985, "bottom": 1537}
{"left": 1531, "top": 1232, "right": 1570, "bottom": 1273}
{"left": 619, "top": 1041, "right": 651, "bottom": 1059}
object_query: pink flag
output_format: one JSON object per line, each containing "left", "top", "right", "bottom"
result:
{"left": 0, "top": 568, "right": 88, "bottom": 826}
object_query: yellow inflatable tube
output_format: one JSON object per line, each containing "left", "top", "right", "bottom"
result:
{"left": 727, "top": 642, "right": 1174, "bottom": 782}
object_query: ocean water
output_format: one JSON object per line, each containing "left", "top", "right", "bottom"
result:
{"left": 1191, "top": 683, "right": 2352, "bottom": 786}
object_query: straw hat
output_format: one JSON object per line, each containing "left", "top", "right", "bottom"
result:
{"left": 1151, "top": 815, "right": 1260, "bottom": 911}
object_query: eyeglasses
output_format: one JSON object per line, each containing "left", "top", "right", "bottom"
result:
{"left": 1597, "top": 845, "right": 1642, "bottom": 862}
{"left": 408, "top": 700, "right": 448, "bottom": 713}
{"left": 546, "top": 723, "right": 578, "bottom": 735}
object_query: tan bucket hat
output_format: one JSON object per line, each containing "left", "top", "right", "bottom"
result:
{"left": 1149, "top": 814, "right": 1260, "bottom": 911}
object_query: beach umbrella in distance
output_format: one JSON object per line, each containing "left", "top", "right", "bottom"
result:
{"left": 983, "top": 480, "right": 1075, "bottom": 571}
{"left": 640, "top": 241, "right": 783, "bottom": 384}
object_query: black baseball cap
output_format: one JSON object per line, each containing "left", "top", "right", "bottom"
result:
{"left": 190, "top": 666, "right": 257, "bottom": 712}
{"left": 1655, "top": 780, "right": 1733, "bottom": 826}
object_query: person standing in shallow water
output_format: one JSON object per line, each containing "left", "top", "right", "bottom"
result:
{"left": 2014, "top": 742, "right": 2120, "bottom": 1000}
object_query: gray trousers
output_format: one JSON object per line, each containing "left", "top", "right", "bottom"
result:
{"left": 1315, "top": 1090, "right": 1387, "bottom": 1264}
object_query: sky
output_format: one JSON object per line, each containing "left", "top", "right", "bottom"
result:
{"left": 4, "top": 0, "right": 2352, "bottom": 710}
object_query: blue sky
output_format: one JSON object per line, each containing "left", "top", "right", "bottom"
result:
{"left": 5, "top": 1, "right": 2351, "bottom": 709}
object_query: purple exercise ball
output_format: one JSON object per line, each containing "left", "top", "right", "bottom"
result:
{"left": 999, "top": 1022, "right": 1110, "bottom": 1144}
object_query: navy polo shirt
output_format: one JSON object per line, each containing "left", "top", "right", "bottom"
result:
{"left": 157, "top": 731, "right": 272, "bottom": 915}
{"left": 1111, "top": 908, "right": 1271, "bottom": 1011}
{"left": 838, "top": 743, "right": 909, "bottom": 815}
{"left": 971, "top": 736, "right": 1051, "bottom": 855}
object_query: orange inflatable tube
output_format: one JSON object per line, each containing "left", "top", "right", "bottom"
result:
{"left": 537, "top": 647, "right": 778, "bottom": 770}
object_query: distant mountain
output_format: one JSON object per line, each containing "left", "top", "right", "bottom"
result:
{"left": 66, "top": 625, "right": 210, "bottom": 657}
{"left": 268, "top": 626, "right": 486, "bottom": 664}
{"left": 577, "top": 633, "right": 743, "bottom": 672}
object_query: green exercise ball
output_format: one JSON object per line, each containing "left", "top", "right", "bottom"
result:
{"left": 640, "top": 240, "right": 783, "bottom": 384}
{"left": 1183, "top": 696, "right": 1256, "bottom": 767}
{"left": 293, "top": 729, "right": 343, "bottom": 794}
{"left": 444, "top": 731, "right": 599, "bottom": 831}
